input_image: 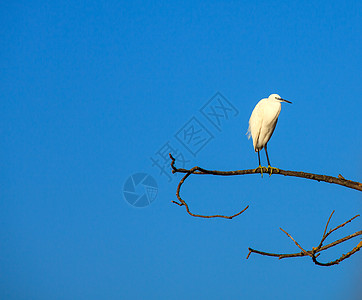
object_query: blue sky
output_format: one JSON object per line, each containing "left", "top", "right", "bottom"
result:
{"left": 1, "top": 1, "right": 361, "bottom": 299}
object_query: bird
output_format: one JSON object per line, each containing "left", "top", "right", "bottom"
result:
{"left": 247, "top": 93, "right": 292, "bottom": 176}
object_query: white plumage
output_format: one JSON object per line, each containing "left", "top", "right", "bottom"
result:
{"left": 247, "top": 93, "right": 292, "bottom": 170}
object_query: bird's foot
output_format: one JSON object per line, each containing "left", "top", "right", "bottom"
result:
{"left": 254, "top": 165, "right": 267, "bottom": 177}
{"left": 267, "top": 165, "right": 280, "bottom": 176}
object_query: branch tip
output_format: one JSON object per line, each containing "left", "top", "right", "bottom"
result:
{"left": 169, "top": 154, "right": 362, "bottom": 266}
{"left": 248, "top": 212, "right": 362, "bottom": 266}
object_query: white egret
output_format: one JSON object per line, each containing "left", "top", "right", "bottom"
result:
{"left": 247, "top": 94, "right": 292, "bottom": 176}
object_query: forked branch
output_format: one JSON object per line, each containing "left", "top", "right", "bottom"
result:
{"left": 170, "top": 154, "right": 249, "bottom": 219}
{"left": 169, "top": 153, "right": 361, "bottom": 219}
{"left": 246, "top": 211, "right": 362, "bottom": 266}
{"left": 169, "top": 154, "right": 361, "bottom": 266}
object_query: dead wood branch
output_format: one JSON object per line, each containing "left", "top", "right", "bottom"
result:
{"left": 169, "top": 153, "right": 361, "bottom": 219}
{"left": 169, "top": 154, "right": 361, "bottom": 265}
{"left": 170, "top": 155, "right": 249, "bottom": 219}
{"left": 246, "top": 211, "right": 362, "bottom": 266}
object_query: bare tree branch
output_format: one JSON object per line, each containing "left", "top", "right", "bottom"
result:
{"left": 169, "top": 154, "right": 362, "bottom": 193}
{"left": 170, "top": 159, "right": 249, "bottom": 219}
{"left": 169, "top": 153, "right": 361, "bottom": 219}
{"left": 247, "top": 211, "right": 362, "bottom": 266}
{"left": 169, "top": 154, "right": 361, "bottom": 266}
{"left": 279, "top": 228, "right": 312, "bottom": 257}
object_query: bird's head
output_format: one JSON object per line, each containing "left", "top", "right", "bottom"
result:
{"left": 269, "top": 94, "right": 292, "bottom": 104}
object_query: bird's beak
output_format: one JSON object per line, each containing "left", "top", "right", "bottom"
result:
{"left": 280, "top": 98, "right": 292, "bottom": 104}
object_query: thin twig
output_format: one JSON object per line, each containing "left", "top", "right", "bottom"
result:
{"left": 247, "top": 212, "right": 362, "bottom": 266}
{"left": 279, "top": 228, "right": 311, "bottom": 257}
{"left": 170, "top": 154, "right": 249, "bottom": 219}
{"left": 317, "top": 210, "right": 335, "bottom": 249}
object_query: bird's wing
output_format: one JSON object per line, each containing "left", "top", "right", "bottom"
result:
{"left": 258, "top": 103, "right": 281, "bottom": 147}
{"left": 266, "top": 104, "right": 281, "bottom": 141}
{"left": 268, "top": 117, "right": 278, "bottom": 140}
{"left": 247, "top": 100, "right": 264, "bottom": 151}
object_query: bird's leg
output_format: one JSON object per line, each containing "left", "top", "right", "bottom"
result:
{"left": 264, "top": 144, "right": 279, "bottom": 176}
{"left": 253, "top": 150, "right": 265, "bottom": 177}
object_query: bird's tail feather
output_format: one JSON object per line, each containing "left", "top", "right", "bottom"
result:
{"left": 246, "top": 127, "right": 252, "bottom": 139}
